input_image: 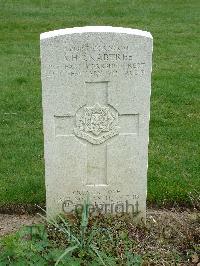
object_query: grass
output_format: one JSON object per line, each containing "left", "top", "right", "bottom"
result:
{"left": 0, "top": 0, "right": 199, "bottom": 207}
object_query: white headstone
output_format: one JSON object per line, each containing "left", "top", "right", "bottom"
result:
{"left": 40, "top": 26, "right": 153, "bottom": 221}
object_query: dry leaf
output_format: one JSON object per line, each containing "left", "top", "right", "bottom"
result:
{"left": 191, "top": 253, "right": 199, "bottom": 263}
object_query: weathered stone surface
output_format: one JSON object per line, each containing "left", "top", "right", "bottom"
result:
{"left": 40, "top": 26, "right": 153, "bottom": 221}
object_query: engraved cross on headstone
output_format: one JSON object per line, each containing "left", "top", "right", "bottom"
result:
{"left": 55, "top": 81, "right": 138, "bottom": 186}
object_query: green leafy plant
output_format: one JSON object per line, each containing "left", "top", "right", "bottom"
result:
{"left": 39, "top": 198, "right": 110, "bottom": 266}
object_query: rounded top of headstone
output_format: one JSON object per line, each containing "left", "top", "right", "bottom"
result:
{"left": 40, "top": 26, "right": 152, "bottom": 40}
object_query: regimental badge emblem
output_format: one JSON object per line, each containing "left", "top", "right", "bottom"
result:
{"left": 74, "top": 103, "right": 119, "bottom": 144}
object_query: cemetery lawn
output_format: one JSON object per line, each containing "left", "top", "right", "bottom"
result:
{"left": 0, "top": 0, "right": 199, "bottom": 208}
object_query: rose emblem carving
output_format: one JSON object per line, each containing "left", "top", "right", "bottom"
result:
{"left": 74, "top": 103, "right": 119, "bottom": 144}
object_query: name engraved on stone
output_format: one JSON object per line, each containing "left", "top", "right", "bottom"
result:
{"left": 64, "top": 50, "right": 146, "bottom": 78}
